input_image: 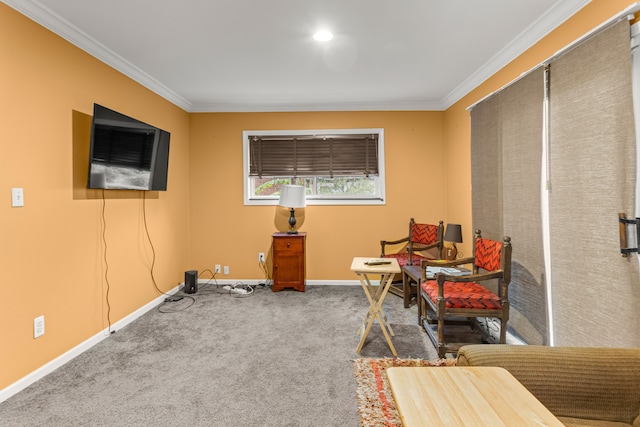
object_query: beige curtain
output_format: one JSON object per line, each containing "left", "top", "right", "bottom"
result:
{"left": 501, "top": 68, "right": 547, "bottom": 345}
{"left": 471, "top": 68, "right": 548, "bottom": 344}
{"left": 471, "top": 94, "right": 502, "bottom": 241}
{"left": 470, "top": 18, "right": 640, "bottom": 347}
{"left": 548, "top": 20, "right": 639, "bottom": 347}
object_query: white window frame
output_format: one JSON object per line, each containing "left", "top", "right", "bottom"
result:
{"left": 243, "top": 128, "right": 386, "bottom": 206}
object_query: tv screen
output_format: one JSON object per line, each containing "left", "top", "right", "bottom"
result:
{"left": 88, "top": 104, "right": 170, "bottom": 191}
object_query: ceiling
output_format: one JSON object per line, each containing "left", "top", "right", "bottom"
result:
{"left": 5, "top": 0, "right": 591, "bottom": 112}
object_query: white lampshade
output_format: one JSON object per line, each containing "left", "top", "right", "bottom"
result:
{"left": 278, "top": 185, "right": 306, "bottom": 208}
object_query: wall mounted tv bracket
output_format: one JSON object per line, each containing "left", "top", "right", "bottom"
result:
{"left": 618, "top": 213, "right": 640, "bottom": 257}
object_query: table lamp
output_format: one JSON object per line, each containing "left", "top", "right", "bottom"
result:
{"left": 278, "top": 185, "right": 306, "bottom": 234}
{"left": 444, "top": 223, "right": 462, "bottom": 260}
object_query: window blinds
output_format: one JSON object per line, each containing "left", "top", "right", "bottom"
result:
{"left": 249, "top": 134, "right": 379, "bottom": 177}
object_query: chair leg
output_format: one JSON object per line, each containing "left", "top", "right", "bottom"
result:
{"left": 499, "top": 317, "right": 507, "bottom": 344}
{"left": 437, "top": 297, "right": 447, "bottom": 358}
{"left": 402, "top": 272, "right": 410, "bottom": 309}
{"left": 499, "top": 302, "right": 509, "bottom": 344}
{"left": 417, "top": 285, "right": 422, "bottom": 325}
{"left": 419, "top": 290, "right": 428, "bottom": 328}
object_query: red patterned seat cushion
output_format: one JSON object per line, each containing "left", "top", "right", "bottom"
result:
{"left": 422, "top": 280, "right": 501, "bottom": 310}
{"left": 382, "top": 253, "right": 425, "bottom": 266}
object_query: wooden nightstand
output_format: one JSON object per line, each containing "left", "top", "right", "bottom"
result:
{"left": 272, "top": 232, "right": 306, "bottom": 292}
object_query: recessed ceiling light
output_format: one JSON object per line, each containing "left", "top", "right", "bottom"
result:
{"left": 313, "top": 30, "right": 333, "bottom": 42}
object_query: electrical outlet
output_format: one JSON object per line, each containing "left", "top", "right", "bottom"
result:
{"left": 223, "top": 266, "right": 229, "bottom": 275}
{"left": 258, "top": 252, "right": 265, "bottom": 263}
{"left": 11, "top": 188, "right": 24, "bottom": 207}
{"left": 215, "top": 264, "right": 221, "bottom": 274}
{"left": 34, "top": 315, "right": 45, "bottom": 338}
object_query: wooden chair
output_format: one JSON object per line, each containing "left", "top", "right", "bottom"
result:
{"left": 380, "top": 218, "right": 444, "bottom": 307}
{"left": 419, "top": 230, "right": 512, "bottom": 358}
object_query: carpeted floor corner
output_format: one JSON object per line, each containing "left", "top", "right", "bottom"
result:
{"left": 353, "top": 357, "right": 457, "bottom": 427}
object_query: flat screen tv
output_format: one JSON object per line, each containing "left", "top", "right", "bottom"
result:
{"left": 88, "top": 104, "right": 170, "bottom": 191}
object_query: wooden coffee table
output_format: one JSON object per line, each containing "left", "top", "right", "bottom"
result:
{"left": 386, "top": 366, "right": 564, "bottom": 427}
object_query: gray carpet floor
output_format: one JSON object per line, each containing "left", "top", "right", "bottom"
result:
{"left": 0, "top": 284, "right": 445, "bottom": 426}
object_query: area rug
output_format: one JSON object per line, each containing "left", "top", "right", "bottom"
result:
{"left": 354, "top": 357, "right": 457, "bottom": 427}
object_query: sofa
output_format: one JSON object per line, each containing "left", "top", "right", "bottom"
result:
{"left": 456, "top": 344, "right": 640, "bottom": 427}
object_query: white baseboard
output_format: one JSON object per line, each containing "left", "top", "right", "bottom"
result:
{"left": 0, "top": 285, "right": 180, "bottom": 404}
{"left": 306, "top": 280, "right": 358, "bottom": 286}
{"left": 195, "top": 278, "right": 360, "bottom": 287}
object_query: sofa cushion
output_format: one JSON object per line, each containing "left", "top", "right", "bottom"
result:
{"left": 457, "top": 345, "right": 640, "bottom": 425}
{"left": 559, "top": 416, "right": 633, "bottom": 427}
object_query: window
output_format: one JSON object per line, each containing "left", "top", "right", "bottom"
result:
{"left": 243, "top": 129, "right": 385, "bottom": 205}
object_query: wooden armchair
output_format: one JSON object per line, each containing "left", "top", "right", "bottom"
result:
{"left": 380, "top": 218, "right": 444, "bottom": 306}
{"left": 380, "top": 218, "right": 444, "bottom": 266}
{"left": 419, "top": 230, "right": 512, "bottom": 358}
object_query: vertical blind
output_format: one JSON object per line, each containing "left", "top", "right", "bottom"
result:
{"left": 547, "top": 20, "right": 639, "bottom": 346}
{"left": 500, "top": 67, "right": 547, "bottom": 346}
{"left": 471, "top": 67, "right": 548, "bottom": 345}
{"left": 471, "top": 94, "right": 503, "bottom": 242}
{"left": 249, "top": 134, "right": 379, "bottom": 177}
{"left": 471, "top": 17, "right": 639, "bottom": 347}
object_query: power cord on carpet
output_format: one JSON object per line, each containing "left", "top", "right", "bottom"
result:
{"left": 158, "top": 294, "right": 196, "bottom": 313}
{"left": 157, "top": 268, "right": 265, "bottom": 314}
{"left": 256, "top": 259, "right": 272, "bottom": 289}
{"left": 221, "top": 281, "right": 255, "bottom": 297}
{"left": 157, "top": 268, "right": 218, "bottom": 313}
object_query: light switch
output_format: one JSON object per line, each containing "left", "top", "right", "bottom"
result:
{"left": 11, "top": 188, "right": 24, "bottom": 207}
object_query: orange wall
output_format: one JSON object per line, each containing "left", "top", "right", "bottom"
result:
{"left": 186, "top": 2, "right": 639, "bottom": 284}
{"left": 0, "top": 4, "right": 190, "bottom": 390}
{"left": 443, "top": 0, "right": 640, "bottom": 236}
{"left": 188, "top": 111, "right": 447, "bottom": 280}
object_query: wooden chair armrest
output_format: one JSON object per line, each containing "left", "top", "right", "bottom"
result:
{"left": 411, "top": 241, "right": 440, "bottom": 252}
{"left": 380, "top": 237, "right": 409, "bottom": 256}
{"left": 381, "top": 237, "right": 409, "bottom": 246}
{"left": 436, "top": 270, "right": 504, "bottom": 284}
{"left": 421, "top": 256, "right": 474, "bottom": 268}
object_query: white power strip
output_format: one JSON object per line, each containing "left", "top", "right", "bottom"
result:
{"left": 222, "top": 285, "right": 247, "bottom": 295}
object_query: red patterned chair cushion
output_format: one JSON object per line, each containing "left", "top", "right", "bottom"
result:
{"left": 422, "top": 280, "right": 501, "bottom": 310}
{"left": 382, "top": 252, "right": 425, "bottom": 266}
{"left": 412, "top": 223, "right": 439, "bottom": 245}
{"left": 475, "top": 238, "right": 502, "bottom": 271}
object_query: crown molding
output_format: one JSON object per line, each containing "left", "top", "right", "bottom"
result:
{"left": 2, "top": 0, "right": 193, "bottom": 111}
{"left": 440, "top": 0, "right": 591, "bottom": 109}
{"left": 189, "top": 100, "right": 445, "bottom": 113}
{"left": 3, "top": 0, "right": 591, "bottom": 113}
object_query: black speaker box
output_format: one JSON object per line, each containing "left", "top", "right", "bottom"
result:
{"left": 184, "top": 270, "right": 198, "bottom": 294}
